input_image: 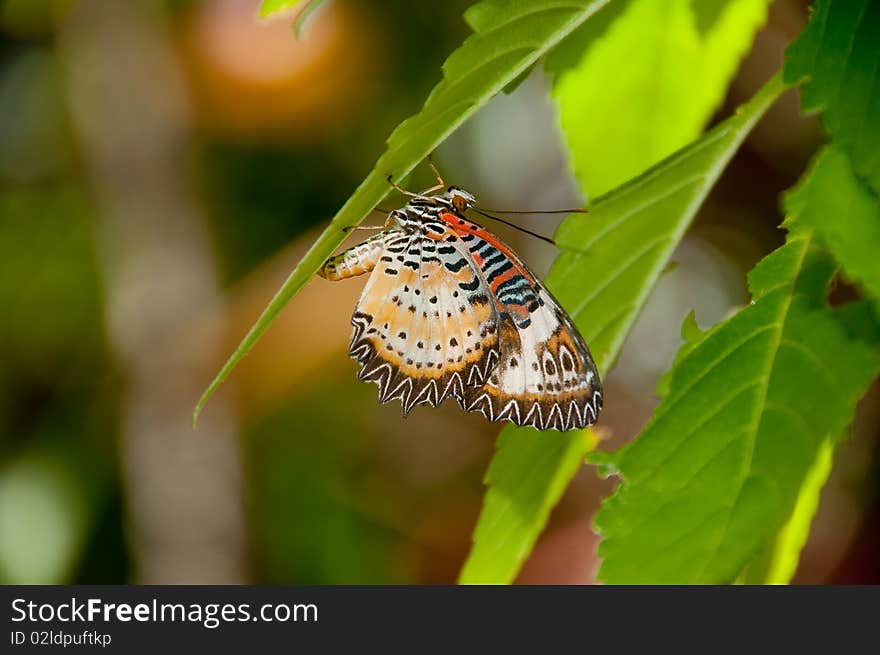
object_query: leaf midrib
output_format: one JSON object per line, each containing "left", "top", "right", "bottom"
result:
{"left": 693, "top": 235, "right": 811, "bottom": 580}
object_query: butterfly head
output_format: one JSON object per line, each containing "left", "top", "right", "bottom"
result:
{"left": 443, "top": 186, "right": 477, "bottom": 213}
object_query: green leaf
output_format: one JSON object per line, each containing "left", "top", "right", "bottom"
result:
{"left": 543, "top": 0, "right": 631, "bottom": 78}
{"left": 739, "top": 437, "right": 834, "bottom": 584}
{"left": 595, "top": 215, "right": 880, "bottom": 583}
{"left": 655, "top": 310, "right": 706, "bottom": 399}
{"left": 784, "top": 0, "right": 880, "bottom": 193}
{"left": 194, "top": 0, "right": 616, "bottom": 425}
{"left": 258, "top": 0, "right": 305, "bottom": 18}
{"left": 458, "top": 428, "right": 598, "bottom": 583}
{"left": 553, "top": 0, "right": 770, "bottom": 197}
{"left": 785, "top": 146, "right": 880, "bottom": 307}
{"left": 458, "top": 74, "right": 784, "bottom": 584}
{"left": 680, "top": 310, "right": 705, "bottom": 344}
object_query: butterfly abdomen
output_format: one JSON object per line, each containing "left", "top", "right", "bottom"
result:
{"left": 318, "top": 231, "right": 394, "bottom": 281}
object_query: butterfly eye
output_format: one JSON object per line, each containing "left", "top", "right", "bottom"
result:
{"left": 448, "top": 187, "right": 475, "bottom": 212}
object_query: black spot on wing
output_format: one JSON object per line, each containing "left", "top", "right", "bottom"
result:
{"left": 444, "top": 258, "right": 469, "bottom": 272}
{"left": 459, "top": 278, "right": 480, "bottom": 292}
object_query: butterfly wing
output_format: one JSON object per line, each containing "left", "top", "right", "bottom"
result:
{"left": 349, "top": 229, "right": 500, "bottom": 414}
{"left": 442, "top": 215, "right": 603, "bottom": 431}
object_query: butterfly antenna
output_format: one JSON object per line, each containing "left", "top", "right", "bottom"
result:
{"left": 477, "top": 208, "right": 588, "bottom": 215}
{"left": 472, "top": 208, "right": 557, "bottom": 246}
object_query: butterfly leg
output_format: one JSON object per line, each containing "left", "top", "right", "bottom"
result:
{"left": 386, "top": 175, "right": 423, "bottom": 199}
{"left": 342, "top": 209, "right": 397, "bottom": 234}
{"left": 386, "top": 154, "right": 445, "bottom": 197}
{"left": 426, "top": 153, "right": 445, "bottom": 189}
{"left": 386, "top": 174, "right": 445, "bottom": 200}
{"left": 318, "top": 231, "right": 391, "bottom": 281}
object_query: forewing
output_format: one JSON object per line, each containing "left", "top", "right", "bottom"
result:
{"left": 349, "top": 230, "right": 500, "bottom": 414}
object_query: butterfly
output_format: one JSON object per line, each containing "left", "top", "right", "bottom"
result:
{"left": 318, "top": 175, "right": 602, "bottom": 431}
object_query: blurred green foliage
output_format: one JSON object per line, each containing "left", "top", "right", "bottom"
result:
{"left": 0, "top": 186, "right": 121, "bottom": 584}
{"left": 197, "top": 142, "right": 354, "bottom": 284}
{"left": 247, "top": 378, "right": 408, "bottom": 584}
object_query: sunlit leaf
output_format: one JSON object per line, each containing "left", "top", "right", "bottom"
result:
{"left": 554, "top": 0, "right": 769, "bottom": 196}
{"left": 784, "top": 0, "right": 880, "bottom": 193}
{"left": 258, "top": 0, "right": 305, "bottom": 18}
{"left": 194, "top": 0, "right": 616, "bottom": 424}
{"left": 459, "top": 74, "right": 784, "bottom": 584}
{"left": 739, "top": 438, "right": 834, "bottom": 584}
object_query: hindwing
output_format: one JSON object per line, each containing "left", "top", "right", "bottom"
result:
{"left": 440, "top": 213, "right": 603, "bottom": 430}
